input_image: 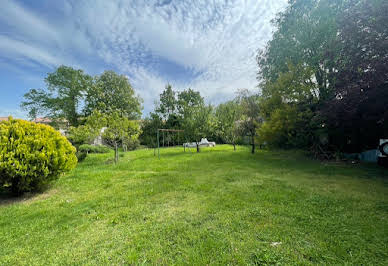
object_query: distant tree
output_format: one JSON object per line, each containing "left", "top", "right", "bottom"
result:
{"left": 67, "top": 110, "right": 106, "bottom": 147}
{"left": 237, "top": 90, "right": 262, "bottom": 154}
{"left": 181, "top": 103, "right": 213, "bottom": 153}
{"left": 155, "top": 84, "right": 177, "bottom": 120}
{"left": 85, "top": 71, "right": 142, "bottom": 119}
{"left": 102, "top": 112, "right": 141, "bottom": 163}
{"left": 139, "top": 113, "right": 163, "bottom": 154}
{"left": 21, "top": 65, "right": 92, "bottom": 126}
{"left": 215, "top": 100, "right": 242, "bottom": 150}
{"left": 177, "top": 88, "right": 204, "bottom": 113}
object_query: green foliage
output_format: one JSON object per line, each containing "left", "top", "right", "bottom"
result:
{"left": 67, "top": 110, "right": 108, "bottom": 147}
{"left": 76, "top": 151, "right": 87, "bottom": 162}
{"left": 214, "top": 100, "right": 242, "bottom": 149}
{"left": 155, "top": 84, "right": 176, "bottom": 120}
{"left": 237, "top": 90, "right": 262, "bottom": 153}
{"left": 257, "top": 105, "right": 314, "bottom": 148}
{"left": 102, "top": 112, "right": 141, "bottom": 163}
{"left": 256, "top": 0, "right": 386, "bottom": 153}
{"left": 78, "top": 144, "right": 110, "bottom": 154}
{"left": 142, "top": 86, "right": 207, "bottom": 149}
{"left": 139, "top": 113, "right": 163, "bottom": 148}
{"left": 257, "top": 0, "right": 341, "bottom": 100}
{"left": 21, "top": 65, "right": 92, "bottom": 126}
{"left": 0, "top": 118, "right": 77, "bottom": 194}
{"left": 181, "top": 104, "right": 213, "bottom": 152}
{"left": 85, "top": 71, "right": 142, "bottom": 119}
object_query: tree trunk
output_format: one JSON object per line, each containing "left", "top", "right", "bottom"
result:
{"left": 233, "top": 141, "right": 236, "bottom": 151}
{"left": 196, "top": 143, "right": 200, "bottom": 153}
{"left": 114, "top": 143, "right": 118, "bottom": 163}
{"left": 251, "top": 135, "right": 255, "bottom": 154}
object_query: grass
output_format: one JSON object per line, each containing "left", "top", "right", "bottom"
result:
{"left": 1, "top": 145, "right": 387, "bottom": 265}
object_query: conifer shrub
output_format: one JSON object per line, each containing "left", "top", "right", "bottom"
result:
{"left": 0, "top": 118, "right": 77, "bottom": 194}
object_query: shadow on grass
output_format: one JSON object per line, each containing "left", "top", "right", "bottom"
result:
{"left": 0, "top": 186, "right": 57, "bottom": 206}
{"left": 0, "top": 188, "right": 34, "bottom": 206}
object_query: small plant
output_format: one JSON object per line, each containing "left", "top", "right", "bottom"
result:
{"left": 76, "top": 151, "right": 87, "bottom": 162}
{"left": 79, "top": 144, "right": 110, "bottom": 154}
{"left": 0, "top": 118, "right": 77, "bottom": 194}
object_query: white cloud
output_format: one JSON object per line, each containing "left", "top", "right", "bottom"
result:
{"left": 0, "top": 0, "right": 288, "bottom": 115}
{"left": 69, "top": 0, "right": 287, "bottom": 113}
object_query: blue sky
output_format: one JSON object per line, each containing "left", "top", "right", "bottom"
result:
{"left": 0, "top": 0, "right": 287, "bottom": 118}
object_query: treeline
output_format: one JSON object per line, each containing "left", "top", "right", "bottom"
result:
{"left": 255, "top": 0, "right": 387, "bottom": 156}
{"left": 140, "top": 85, "right": 261, "bottom": 153}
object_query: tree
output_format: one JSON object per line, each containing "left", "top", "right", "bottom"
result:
{"left": 67, "top": 110, "right": 107, "bottom": 147}
{"left": 181, "top": 104, "right": 213, "bottom": 153}
{"left": 102, "top": 112, "right": 141, "bottom": 163}
{"left": 155, "top": 84, "right": 177, "bottom": 120}
{"left": 257, "top": 0, "right": 346, "bottom": 102}
{"left": 320, "top": 0, "right": 388, "bottom": 152}
{"left": 237, "top": 90, "right": 262, "bottom": 154}
{"left": 215, "top": 100, "right": 242, "bottom": 150}
{"left": 177, "top": 88, "right": 204, "bottom": 113}
{"left": 256, "top": 63, "right": 319, "bottom": 149}
{"left": 21, "top": 65, "right": 92, "bottom": 126}
{"left": 85, "top": 71, "right": 142, "bottom": 119}
{"left": 139, "top": 113, "right": 163, "bottom": 154}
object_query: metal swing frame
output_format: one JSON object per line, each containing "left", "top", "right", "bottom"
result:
{"left": 156, "top": 128, "right": 184, "bottom": 159}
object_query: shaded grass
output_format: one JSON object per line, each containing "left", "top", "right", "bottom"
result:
{"left": 0, "top": 145, "right": 387, "bottom": 265}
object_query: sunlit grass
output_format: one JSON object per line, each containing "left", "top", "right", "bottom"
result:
{"left": 1, "top": 145, "right": 387, "bottom": 264}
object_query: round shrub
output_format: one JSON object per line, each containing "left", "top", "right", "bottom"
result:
{"left": 0, "top": 118, "right": 77, "bottom": 194}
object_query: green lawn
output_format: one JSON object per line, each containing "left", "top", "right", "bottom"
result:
{"left": 1, "top": 145, "right": 387, "bottom": 265}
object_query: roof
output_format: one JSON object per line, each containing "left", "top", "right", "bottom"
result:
{"left": 0, "top": 117, "right": 9, "bottom": 122}
{"left": 33, "top": 117, "right": 52, "bottom": 123}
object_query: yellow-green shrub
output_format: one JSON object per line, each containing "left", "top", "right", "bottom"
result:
{"left": 0, "top": 118, "right": 77, "bottom": 194}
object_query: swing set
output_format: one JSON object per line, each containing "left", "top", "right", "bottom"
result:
{"left": 156, "top": 128, "right": 185, "bottom": 159}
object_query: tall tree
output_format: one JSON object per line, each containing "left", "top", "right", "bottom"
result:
{"left": 177, "top": 88, "right": 204, "bottom": 112}
{"left": 257, "top": 0, "right": 346, "bottom": 102}
{"left": 139, "top": 113, "right": 163, "bottom": 153}
{"left": 85, "top": 71, "right": 142, "bottom": 119}
{"left": 103, "top": 112, "right": 141, "bottom": 163}
{"left": 21, "top": 65, "right": 92, "bottom": 126}
{"left": 237, "top": 90, "right": 262, "bottom": 154}
{"left": 181, "top": 103, "right": 213, "bottom": 153}
{"left": 215, "top": 100, "right": 242, "bottom": 151}
{"left": 320, "top": 0, "right": 388, "bottom": 152}
{"left": 155, "top": 84, "right": 177, "bottom": 120}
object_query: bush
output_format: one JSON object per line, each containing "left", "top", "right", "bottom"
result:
{"left": 0, "top": 118, "right": 77, "bottom": 194}
{"left": 124, "top": 138, "right": 140, "bottom": 151}
{"left": 76, "top": 151, "right": 87, "bottom": 162}
{"left": 78, "top": 144, "right": 110, "bottom": 153}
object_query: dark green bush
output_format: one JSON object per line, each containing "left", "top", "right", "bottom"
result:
{"left": 78, "top": 144, "right": 110, "bottom": 153}
{"left": 0, "top": 118, "right": 77, "bottom": 194}
{"left": 76, "top": 151, "right": 87, "bottom": 162}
